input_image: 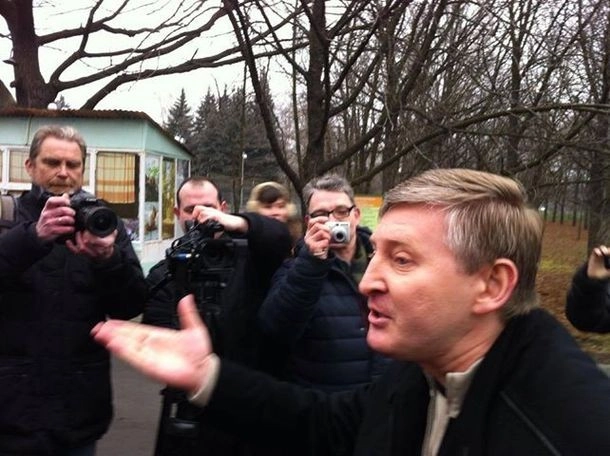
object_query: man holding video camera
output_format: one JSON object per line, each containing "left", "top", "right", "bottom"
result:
{"left": 143, "top": 176, "right": 292, "bottom": 455}
{"left": 0, "top": 125, "right": 147, "bottom": 455}
{"left": 258, "top": 173, "right": 390, "bottom": 392}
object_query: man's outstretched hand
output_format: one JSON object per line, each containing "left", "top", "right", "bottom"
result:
{"left": 92, "top": 295, "right": 214, "bottom": 394}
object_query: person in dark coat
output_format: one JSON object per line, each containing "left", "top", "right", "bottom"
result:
{"left": 565, "top": 244, "right": 610, "bottom": 333}
{"left": 142, "top": 176, "right": 292, "bottom": 456}
{"left": 259, "top": 174, "right": 389, "bottom": 391}
{"left": 93, "top": 168, "right": 610, "bottom": 456}
{"left": 0, "top": 125, "right": 147, "bottom": 455}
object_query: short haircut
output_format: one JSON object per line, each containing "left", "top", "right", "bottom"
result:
{"left": 175, "top": 176, "right": 223, "bottom": 207}
{"left": 302, "top": 174, "right": 355, "bottom": 208}
{"left": 29, "top": 125, "right": 87, "bottom": 165}
{"left": 380, "top": 168, "right": 543, "bottom": 320}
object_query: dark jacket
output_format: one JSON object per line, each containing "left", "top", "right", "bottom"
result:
{"left": 0, "top": 188, "right": 147, "bottom": 454}
{"left": 142, "top": 212, "right": 292, "bottom": 456}
{"left": 258, "top": 226, "right": 390, "bottom": 392}
{"left": 566, "top": 264, "right": 610, "bottom": 333}
{"left": 207, "top": 309, "right": 610, "bottom": 455}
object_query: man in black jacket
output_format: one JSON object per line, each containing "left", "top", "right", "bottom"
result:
{"left": 565, "top": 244, "right": 610, "bottom": 333}
{"left": 94, "top": 168, "right": 610, "bottom": 455}
{"left": 259, "top": 174, "right": 389, "bottom": 391}
{"left": 0, "top": 125, "right": 147, "bottom": 455}
{"left": 142, "top": 176, "right": 292, "bottom": 455}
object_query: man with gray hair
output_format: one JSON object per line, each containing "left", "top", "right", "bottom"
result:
{"left": 94, "top": 168, "right": 610, "bottom": 455}
{"left": 258, "top": 173, "right": 389, "bottom": 391}
{"left": 0, "top": 125, "right": 147, "bottom": 455}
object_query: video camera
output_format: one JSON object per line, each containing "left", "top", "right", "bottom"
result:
{"left": 154, "top": 219, "right": 247, "bottom": 456}
{"left": 165, "top": 219, "right": 239, "bottom": 293}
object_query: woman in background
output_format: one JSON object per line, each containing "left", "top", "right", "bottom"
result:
{"left": 246, "top": 181, "right": 302, "bottom": 243}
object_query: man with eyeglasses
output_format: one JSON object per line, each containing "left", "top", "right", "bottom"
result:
{"left": 258, "top": 173, "right": 390, "bottom": 392}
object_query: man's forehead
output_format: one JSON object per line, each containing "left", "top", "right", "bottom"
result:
{"left": 180, "top": 183, "right": 220, "bottom": 205}
{"left": 372, "top": 205, "right": 445, "bottom": 242}
{"left": 308, "top": 190, "right": 351, "bottom": 207}
{"left": 38, "top": 138, "right": 82, "bottom": 157}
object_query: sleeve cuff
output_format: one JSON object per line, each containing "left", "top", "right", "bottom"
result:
{"left": 187, "top": 353, "right": 221, "bottom": 407}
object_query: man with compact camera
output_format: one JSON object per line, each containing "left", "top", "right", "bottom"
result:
{"left": 565, "top": 244, "right": 610, "bottom": 333}
{"left": 142, "top": 176, "right": 292, "bottom": 455}
{"left": 0, "top": 125, "right": 147, "bottom": 455}
{"left": 258, "top": 173, "right": 390, "bottom": 392}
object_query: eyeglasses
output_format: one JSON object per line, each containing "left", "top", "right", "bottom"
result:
{"left": 308, "top": 205, "right": 356, "bottom": 220}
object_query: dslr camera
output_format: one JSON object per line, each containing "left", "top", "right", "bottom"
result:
{"left": 326, "top": 221, "right": 350, "bottom": 244}
{"left": 70, "top": 192, "right": 118, "bottom": 237}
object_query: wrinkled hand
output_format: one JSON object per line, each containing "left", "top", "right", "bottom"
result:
{"left": 36, "top": 193, "right": 75, "bottom": 243}
{"left": 92, "top": 295, "right": 214, "bottom": 394}
{"left": 192, "top": 206, "right": 248, "bottom": 234}
{"left": 587, "top": 245, "right": 610, "bottom": 280}
{"left": 304, "top": 216, "right": 331, "bottom": 259}
{"left": 66, "top": 229, "right": 117, "bottom": 261}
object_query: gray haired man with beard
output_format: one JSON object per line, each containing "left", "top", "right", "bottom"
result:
{"left": 0, "top": 125, "right": 147, "bottom": 455}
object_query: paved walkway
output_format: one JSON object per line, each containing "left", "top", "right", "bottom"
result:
{"left": 97, "top": 356, "right": 162, "bottom": 456}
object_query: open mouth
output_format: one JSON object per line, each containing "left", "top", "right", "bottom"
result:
{"left": 368, "top": 308, "right": 390, "bottom": 326}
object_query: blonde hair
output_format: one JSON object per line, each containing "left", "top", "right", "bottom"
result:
{"left": 381, "top": 168, "right": 543, "bottom": 320}
{"left": 246, "top": 181, "right": 297, "bottom": 217}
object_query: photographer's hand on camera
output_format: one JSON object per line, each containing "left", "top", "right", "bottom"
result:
{"left": 586, "top": 245, "right": 610, "bottom": 280}
{"left": 305, "top": 216, "right": 331, "bottom": 259}
{"left": 36, "top": 193, "right": 76, "bottom": 243}
{"left": 66, "top": 229, "right": 117, "bottom": 262}
{"left": 192, "top": 205, "right": 248, "bottom": 234}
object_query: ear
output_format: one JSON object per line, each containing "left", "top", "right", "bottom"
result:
{"left": 472, "top": 259, "right": 519, "bottom": 315}
{"left": 220, "top": 201, "right": 228, "bottom": 213}
{"left": 25, "top": 158, "right": 34, "bottom": 177}
{"left": 173, "top": 206, "right": 180, "bottom": 218}
{"left": 352, "top": 206, "right": 361, "bottom": 224}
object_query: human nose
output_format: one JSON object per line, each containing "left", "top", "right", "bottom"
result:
{"left": 57, "top": 163, "right": 68, "bottom": 177}
{"left": 359, "top": 254, "right": 385, "bottom": 296}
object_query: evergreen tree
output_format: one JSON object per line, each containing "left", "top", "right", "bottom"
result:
{"left": 164, "top": 89, "right": 194, "bottom": 151}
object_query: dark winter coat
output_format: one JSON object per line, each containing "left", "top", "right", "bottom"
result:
{"left": 258, "top": 226, "right": 390, "bottom": 392}
{"left": 565, "top": 263, "right": 610, "bottom": 333}
{"left": 207, "top": 309, "right": 610, "bottom": 455}
{"left": 0, "top": 188, "right": 147, "bottom": 454}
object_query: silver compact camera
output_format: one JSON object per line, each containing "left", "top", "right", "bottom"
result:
{"left": 326, "top": 221, "right": 350, "bottom": 244}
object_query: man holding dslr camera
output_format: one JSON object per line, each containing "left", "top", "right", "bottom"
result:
{"left": 0, "top": 125, "right": 147, "bottom": 455}
{"left": 143, "top": 176, "right": 292, "bottom": 455}
{"left": 258, "top": 173, "right": 389, "bottom": 392}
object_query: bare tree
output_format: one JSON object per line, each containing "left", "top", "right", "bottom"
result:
{"left": 0, "top": 0, "right": 297, "bottom": 108}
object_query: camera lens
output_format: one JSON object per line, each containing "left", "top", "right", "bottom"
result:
{"left": 333, "top": 230, "right": 346, "bottom": 242}
{"left": 84, "top": 206, "right": 118, "bottom": 237}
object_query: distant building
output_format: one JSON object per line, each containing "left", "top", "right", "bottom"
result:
{"left": 0, "top": 107, "right": 192, "bottom": 272}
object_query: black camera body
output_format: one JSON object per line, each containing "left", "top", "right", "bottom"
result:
{"left": 604, "top": 254, "right": 610, "bottom": 269}
{"left": 166, "top": 220, "right": 238, "bottom": 281}
{"left": 70, "top": 192, "right": 118, "bottom": 237}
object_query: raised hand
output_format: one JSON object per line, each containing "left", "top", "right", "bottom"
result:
{"left": 92, "top": 295, "right": 215, "bottom": 394}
